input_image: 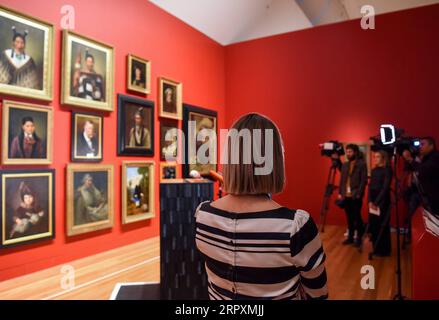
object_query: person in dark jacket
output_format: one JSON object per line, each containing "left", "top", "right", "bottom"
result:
{"left": 402, "top": 137, "right": 439, "bottom": 217}
{"left": 76, "top": 120, "right": 99, "bottom": 157}
{"left": 368, "top": 150, "right": 393, "bottom": 256}
{"left": 334, "top": 144, "right": 368, "bottom": 246}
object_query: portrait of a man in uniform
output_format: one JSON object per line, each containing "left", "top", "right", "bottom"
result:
{"left": 71, "top": 49, "right": 105, "bottom": 102}
{"left": 62, "top": 30, "right": 113, "bottom": 111}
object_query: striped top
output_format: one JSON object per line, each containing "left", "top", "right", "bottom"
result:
{"left": 195, "top": 201, "right": 328, "bottom": 300}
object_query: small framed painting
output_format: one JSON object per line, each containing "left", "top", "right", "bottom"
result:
{"left": 158, "top": 77, "right": 182, "bottom": 120}
{"left": 71, "top": 112, "right": 103, "bottom": 162}
{"left": 159, "top": 161, "right": 181, "bottom": 182}
{"left": 121, "top": 161, "right": 155, "bottom": 224}
{"left": 127, "top": 54, "right": 151, "bottom": 95}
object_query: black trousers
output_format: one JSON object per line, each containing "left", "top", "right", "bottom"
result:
{"left": 344, "top": 197, "right": 364, "bottom": 240}
{"left": 368, "top": 206, "right": 391, "bottom": 255}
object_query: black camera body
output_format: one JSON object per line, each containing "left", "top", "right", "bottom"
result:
{"left": 320, "top": 140, "right": 345, "bottom": 157}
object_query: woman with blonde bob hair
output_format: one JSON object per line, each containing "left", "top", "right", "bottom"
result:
{"left": 195, "top": 113, "right": 328, "bottom": 300}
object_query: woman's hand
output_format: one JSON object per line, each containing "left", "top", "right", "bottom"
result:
{"left": 369, "top": 202, "right": 378, "bottom": 211}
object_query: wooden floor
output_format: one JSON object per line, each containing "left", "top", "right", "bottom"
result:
{"left": 0, "top": 225, "right": 411, "bottom": 300}
{"left": 321, "top": 225, "right": 411, "bottom": 300}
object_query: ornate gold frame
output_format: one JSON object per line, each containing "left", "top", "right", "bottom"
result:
{"left": 158, "top": 77, "right": 182, "bottom": 120}
{"left": 66, "top": 164, "right": 114, "bottom": 236}
{"left": 127, "top": 54, "right": 151, "bottom": 95}
{"left": 61, "top": 30, "right": 114, "bottom": 112}
{"left": 2, "top": 100, "right": 53, "bottom": 165}
{"left": 121, "top": 161, "right": 155, "bottom": 224}
{"left": 1, "top": 171, "right": 54, "bottom": 247}
{"left": 0, "top": 5, "right": 54, "bottom": 101}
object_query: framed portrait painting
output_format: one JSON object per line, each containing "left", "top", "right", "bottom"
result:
{"left": 159, "top": 161, "right": 181, "bottom": 182}
{"left": 121, "top": 161, "right": 155, "bottom": 224}
{"left": 66, "top": 164, "right": 114, "bottom": 236}
{"left": 158, "top": 77, "right": 182, "bottom": 120}
{"left": 71, "top": 112, "right": 103, "bottom": 162}
{"left": 1, "top": 169, "right": 55, "bottom": 248}
{"left": 2, "top": 100, "right": 53, "bottom": 165}
{"left": 0, "top": 5, "right": 54, "bottom": 101}
{"left": 183, "top": 104, "right": 217, "bottom": 178}
{"left": 160, "top": 119, "right": 178, "bottom": 161}
{"left": 117, "top": 94, "right": 154, "bottom": 156}
{"left": 61, "top": 30, "right": 114, "bottom": 112}
{"left": 127, "top": 54, "right": 151, "bottom": 95}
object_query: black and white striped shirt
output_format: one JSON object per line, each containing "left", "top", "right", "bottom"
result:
{"left": 195, "top": 201, "right": 328, "bottom": 300}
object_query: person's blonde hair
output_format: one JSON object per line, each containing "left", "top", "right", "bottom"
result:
{"left": 223, "top": 113, "right": 285, "bottom": 195}
{"left": 375, "top": 150, "right": 390, "bottom": 167}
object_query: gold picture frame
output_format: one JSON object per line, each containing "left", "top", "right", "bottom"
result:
{"left": 160, "top": 161, "right": 181, "bottom": 182}
{"left": 158, "top": 77, "right": 182, "bottom": 120}
{"left": 1, "top": 170, "right": 55, "bottom": 248}
{"left": 66, "top": 164, "right": 114, "bottom": 236}
{"left": 0, "top": 5, "right": 54, "bottom": 101}
{"left": 121, "top": 161, "right": 155, "bottom": 224}
{"left": 2, "top": 100, "right": 53, "bottom": 165}
{"left": 61, "top": 30, "right": 114, "bottom": 112}
{"left": 127, "top": 54, "right": 151, "bottom": 95}
{"left": 71, "top": 112, "right": 103, "bottom": 162}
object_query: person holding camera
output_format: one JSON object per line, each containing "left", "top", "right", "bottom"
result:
{"left": 333, "top": 144, "right": 368, "bottom": 246}
{"left": 402, "top": 137, "right": 439, "bottom": 217}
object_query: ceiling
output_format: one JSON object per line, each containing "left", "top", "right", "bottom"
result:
{"left": 149, "top": 0, "right": 439, "bottom": 45}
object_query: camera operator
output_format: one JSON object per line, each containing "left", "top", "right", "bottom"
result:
{"left": 402, "top": 137, "right": 439, "bottom": 217}
{"left": 332, "top": 144, "right": 368, "bottom": 246}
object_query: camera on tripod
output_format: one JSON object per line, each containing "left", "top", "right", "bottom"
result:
{"left": 319, "top": 140, "right": 345, "bottom": 157}
{"left": 370, "top": 124, "right": 421, "bottom": 156}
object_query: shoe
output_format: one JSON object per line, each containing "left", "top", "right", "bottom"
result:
{"left": 342, "top": 238, "right": 354, "bottom": 245}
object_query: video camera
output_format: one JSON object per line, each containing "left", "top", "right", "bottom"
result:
{"left": 319, "top": 140, "right": 345, "bottom": 157}
{"left": 370, "top": 124, "right": 421, "bottom": 156}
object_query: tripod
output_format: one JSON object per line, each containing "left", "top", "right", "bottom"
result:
{"left": 319, "top": 160, "right": 339, "bottom": 233}
{"left": 391, "top": 148, "right": 406, "bottom": 300}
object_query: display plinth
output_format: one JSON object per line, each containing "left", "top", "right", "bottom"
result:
{"left": 159, "top": 180, "right": 213, "bottom": 300}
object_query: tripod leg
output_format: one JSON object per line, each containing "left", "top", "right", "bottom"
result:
{"left": 319, "top": 166, "right": 337, "bottom": 233}
{"left": 370, "top": 206, "right": 391, "bottom": 260}
{"left": 359, "top": 219, "right": 370, "bottom": 254}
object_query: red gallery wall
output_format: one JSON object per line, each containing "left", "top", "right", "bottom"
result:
{"left": 1, "top": 0, "right": 439, "bottom": 294}
{"left": 225, "top": 4, "right": 439, "bottom": 226}
{"left": 0, "top": 0, "right": 225, "bottom": 281}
